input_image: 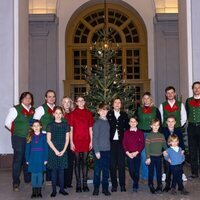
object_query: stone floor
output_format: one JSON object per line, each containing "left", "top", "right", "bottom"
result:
{"left": 0, "top": 164, "right": 199, "bottom": 200}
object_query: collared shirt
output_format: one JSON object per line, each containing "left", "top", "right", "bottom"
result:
{"left": 5, "top": 103, "right": 32, "bottom": 130}
{"left": 159, "top": 101, "right": 187, "bottom": 126}
{"left": 113, "top": 110, "right": 120, "bottom": 140}
{"left": 33, "top": 103, "right": 55, "bottom": 120}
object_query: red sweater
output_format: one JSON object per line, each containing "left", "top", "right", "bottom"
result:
{"left": 123, "top": 129, "right": 145, "bottom": 153}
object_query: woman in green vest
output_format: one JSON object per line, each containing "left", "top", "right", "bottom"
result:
{"left": 135, "top": 92, "right": 161, "bottom": 182}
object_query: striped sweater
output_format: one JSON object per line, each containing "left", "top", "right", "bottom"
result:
{"left": 145, "top": 132, "right": 167, "bottom": 158}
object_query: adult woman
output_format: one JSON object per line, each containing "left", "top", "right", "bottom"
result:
{"left": 135, "top": 92, "right": 161, "bottom": 182}
{"left": 5, "top": 92, "right": 35, "bottom": 191}
{"left": 61, "top": 96, "right": 75, "bottom": 188}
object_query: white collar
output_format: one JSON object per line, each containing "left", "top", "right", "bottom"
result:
{"left": 22, "top": 103, "right": 31, "bottom": 111}
{"left": 171, "top": 146, "right": 179, "bottom": 152}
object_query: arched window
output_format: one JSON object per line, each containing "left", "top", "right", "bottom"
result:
{"left": 64, "top": 2, "right": 150, "bottom": 108}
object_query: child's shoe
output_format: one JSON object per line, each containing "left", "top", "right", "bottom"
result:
{"left": 155, "top": 184, "right": 162, "bottom": 193}
{"left": 37, "top": 187, "right": 42, "bottom": 197}
{"left": 149, "top": 184, "right": 156, "bottom": 194}
{"left": 180, "top": 188, "right": 189, "bottom": 195}
{"left": 93, "top": 188, "right": 99, "bottom": 196}
{"left": 102, "top": 189, "right": 111, "bottom": 196}
{"left": 171, "top": 188, "right": 177, "bottom": 195}
{"left": 31, "top": 188, "right": 37, "bottom": 198}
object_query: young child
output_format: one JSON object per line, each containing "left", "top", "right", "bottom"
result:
{"left": 46, "top": 106, "right": 70, "bottom": 197}
{"left": 162, "top": 115, "right": 186, "bottom": 192}
{"left": 92, "top": 103, "right": 111, "bottom": 196}
{"left": 145, "top": 118, "right": 167, "bottom": 194}
{"left": 123, "top": 117, "right": 145, "bottom": 192}
{"left": 25, "top": 120, "right": 48, "bottom": 198}
{"left": 164, "top": 134, "right": 189, "bottom": 195}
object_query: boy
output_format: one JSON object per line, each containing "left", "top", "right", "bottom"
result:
{"left": 164, "top": 134, "right": 189, "bottom": 195}
{"left": 145, "top": 119, "right": 167, "bottom": 194}
{"left": 123, "top": 117, "right": 145, "bottom": 192}
{"left": 92, "top": 103, "right": 111, "bottom": 196}
{"left": 162, "top": 115, "right": 186, "bottom": 192}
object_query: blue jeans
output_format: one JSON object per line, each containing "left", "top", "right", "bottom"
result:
{"left": 31, "top": 173, "right": 43, "bottom": 187}
{"left": 11, "top": 135, "right": 31, "bottom": 186}
{"left": 51, "top": 168, "right": 64, "bottom": 193}
{"left": 93, "top": 151, "right": 110, "bottom": 190}
{"left": 148, "top": 156, "right": 162, "bottom": 186}
{"left": 127, "top": 154, "right": 141, "bottom": 189}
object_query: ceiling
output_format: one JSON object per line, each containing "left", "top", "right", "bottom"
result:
{"left": 29, "top": 0, "right": 178, "bottom": 14}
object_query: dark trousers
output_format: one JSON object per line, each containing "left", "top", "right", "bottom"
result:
{"left": 164, "top": 159, "right": 184, "bottom": 187}
{"left": 110, "top": 141, "right": 125, "bottom": 188}
{"left": 148, "top": 156, "right": 162, "bottom": 186}
{"left": 51, "top": 168, "right": 64, "bottom": 193}
{"left": 64, "top": 148, "right": 74, "bottom": 187}
{"left": 127, "top": 154, "right": 141, "bottom": 189}
{"left": 188, "top": 124, "right": 200, "bottom": 175}
{"left": 11, "top": 135, "right": 31, "bottom": 186}
{"left": 170, "top": 164, "right": 184, "bottom": 190}
{"left": 93, "top": 151, "right": 110, "bottom": 190}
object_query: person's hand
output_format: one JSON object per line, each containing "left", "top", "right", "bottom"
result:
{"left": 44, "top": 161, "right": 48, "bottom": 165}
{"left": 55, "top": 150, "right": 60, "bottom": 156}
{"left": 132, "top": 151, "right": 139, "bottom": 158}
{"left": 59, "top": 150, "right": 66, "bottom": 157}
{"left": 89, "top": 141, "right": 93, "bottom": 150}
{"left": 95, "top": 152, "right": 101, "bottom": 159}
{"left": 70, "top": 142, "right": 75, "bottom": 151}
{"left": 168, "top": 159, "right": 171, "bottom": 164}
{"left": 163, "top": 150, "right": 168, "bottom": 157}
{"left": 26, "top": 162, "right": 29, "bottom": 165}
{"left": 145, "top": 158, "right": 151, "bottom": 165}
{"left": 126, "top": 152, "right": 134, "bottom": 159}
{"left": 181, "top": 150, "right": 185, "bottom": 155}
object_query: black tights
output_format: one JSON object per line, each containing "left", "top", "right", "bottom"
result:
{"left": 74, "top": 152, "right": 89, "bottom": 187}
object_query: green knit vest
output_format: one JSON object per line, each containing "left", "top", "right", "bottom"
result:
{"left": 162, "top": 101, "right": 181, "bottom": 127}
{"left": 40, "top": 104, "right": 54, "bottom": 131}
{"left": 13, "top": 105, "right": 34, "bottom": 138}
{"left": 186, "top": 97, "right": 200, "bottom": 123}
{"left": 137, "top": 106, "right": 157, "bottom": 131}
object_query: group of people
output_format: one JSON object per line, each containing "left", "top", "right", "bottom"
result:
{"left": 4, "top": 81, "right": 200, "bottom": 198}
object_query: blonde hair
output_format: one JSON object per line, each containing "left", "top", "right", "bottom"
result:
{"left": 168, "top": 134, "right": 179, "bottom": 146}
{"left": 141, "top": 92, "right": 154, "bottom": 107}
{"left": 61, "top": 96, "right": 75, "bottom": 113}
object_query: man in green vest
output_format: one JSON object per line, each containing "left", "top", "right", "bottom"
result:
{"left": 33, "top": 89, "right": 56, "bottom": 182}
{"left": 5, "top": 92, "right": 35, "bottom": 191}
{"left": 185, "top": 81, "right": 200, "bottom": 180}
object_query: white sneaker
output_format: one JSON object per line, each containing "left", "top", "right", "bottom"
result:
{"left": 182, "top": 173, "right": 187, "bottom": 181}
{"left": 162, "top": 173, "right": 166, "bottom": 182}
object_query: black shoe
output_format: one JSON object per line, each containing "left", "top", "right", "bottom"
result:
{"left": 121, "top": 186, "right": 126, "bottom": 192}
{"left": 31, "top": 188, "right": 37, "bottom": 198}
{"left": 50, "top": 192, "right": 57, "bottom": 197}
{"left": 171, "top": 188, "right": 177, "bottom": 195}
{"left": 83, "top": 186, "right": 89, "bottom": 192}
{"left": 149, "top": 184, "right": 156, "bottom": 194}
{"left": 103, "top": 189, "right": 111, "bottom": 196}
{"left": 155, "top": 184, "right": 162, "bottom": 193}
{"left": 180, "top": 188, "right": 189, "bottom": 195}
{"left": 111, "top": 187, "right": 117, "bottom": 192}
{"left": 76, "top": 186, "right": 82, "bottom": 193}
{"left": 188, "top": 174, "right": 199, "bottom": 180}
{"left": 59, "top": 190, "right": 69, "bottom": 195}
{"left": 66, "top": 184, "right": 73, "bottom": 188}
{"left": 93, "top": 188, "right": 99, "bottom": 196}
{"left": 37, "top": 187, "right": 42, "bottom": 198}
{"left": 163, "top": 186, "right": 170, "bottom": 192}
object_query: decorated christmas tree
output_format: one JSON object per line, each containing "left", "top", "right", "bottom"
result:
{"left": 84, "top": 40, "right": 135, "bottom": 116}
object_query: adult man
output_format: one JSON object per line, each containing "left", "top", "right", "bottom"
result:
{"left": 185, "top": 81, "right": 200, "bottom": 179}
{"left": 5, "top": 92, "right": 35, "bottom": 191}
{"left": 33, "top": 90, "right": 56, "bottom": 182}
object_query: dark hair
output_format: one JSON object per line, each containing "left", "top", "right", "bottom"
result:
{"left": 45, "top": 90, "right": 56, "bottom": 98}
{"left": 97, "top": 103, "right": 109, "bottom": 111}
{"left": 192, "top": 81, "right": 200, "bottom": 89}
{"left": 129, "top": 116, "right": 138, "bottom": 122}
{"left": 150, "top": 118, "right": 160, "bottom": 126}
{"left": 19, "top": 92, "right": 34, "bottom": 106}
{"left": 53, "top": 106, "right": 64, "bottom": 114}
{"left": 165, "top": 86, "right": 176, "bottom": 93}
{"left": 166, "top": 115, "right": 176, "bottom": 121}
{"left": 111, "top": 96, "right": 122, "bottom": 106}
{"left": 27, "top": 120, "right": 42, "bottom": 143}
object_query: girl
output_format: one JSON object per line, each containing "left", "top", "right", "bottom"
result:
{"left": 47, "top": 106, "right": 70, "bottom": 197}
{"left": 25, "top": 120, "right": 48, "bottom": 198}
{"left": 61, "top": 96, "right": 75, "bottom": 188}
{"left": 70, "top": 96, "right": 94, "bottom": 192}
{"left": 123, "top": 117, "right": 145, "bottom": 192}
